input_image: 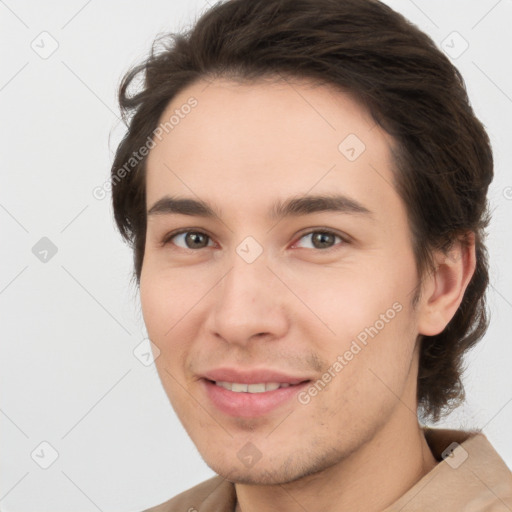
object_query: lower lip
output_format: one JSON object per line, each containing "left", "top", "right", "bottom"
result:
{"left": 202, "top": 379, "right": 310, "bottom": 418}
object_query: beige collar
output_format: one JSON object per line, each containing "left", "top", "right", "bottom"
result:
{"left": 382, "top": 428, "right": 512, "bottom": 511}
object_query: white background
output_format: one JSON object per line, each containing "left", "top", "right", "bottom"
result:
{"left": 1, "top": 1, "right": 511, "bottom": 510}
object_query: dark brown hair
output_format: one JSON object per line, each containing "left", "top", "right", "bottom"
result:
{"left": 111, "top": 0, "right": 493, "bottom": 421}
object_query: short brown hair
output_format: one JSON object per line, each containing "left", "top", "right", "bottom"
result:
{"left": 111, "top": 0, "right": 493, "bottom": 421}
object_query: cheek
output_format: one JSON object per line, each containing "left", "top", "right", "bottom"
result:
{"left": 139, "top": 263, "right": 206, "bottom": 340}
{"left": 335, "top": 300, "right": 417, "bottom": 408}
{"left": 288, "top": 261, "right": 409, "bottom": 344}
{"left": 139, "top": 264, "right": 219, "bottom": 387}
{"left": 139, "top": 272, "right": 192, "bottom": 388}
{"left": 292, "top": 259, "right": 418, "bottom": 400}
{"left": 139, "top": 273, "right": 172, "bottom": 340}
{"left": 139, "top": 271, "right": 193, "bottom": 404}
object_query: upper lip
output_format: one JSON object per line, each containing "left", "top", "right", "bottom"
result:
{"left": 201, "top": 368, "right": 312, "bottom": 385}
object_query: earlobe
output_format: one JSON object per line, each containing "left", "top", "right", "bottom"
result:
{"left": 417, "top": 233, "right": 476, "bottom": 336}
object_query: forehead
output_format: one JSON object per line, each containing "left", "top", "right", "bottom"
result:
{"left": 145, "top": 77, "right": 401, "bottom": 219}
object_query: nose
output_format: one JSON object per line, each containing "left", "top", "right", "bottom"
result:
{"left": 206, "top": 253, "right": 290, "bottom": 347}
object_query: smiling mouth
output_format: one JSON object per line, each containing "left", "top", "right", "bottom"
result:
{"left": 202, "top": 377, "right": 312, "bottom": 417}
{"left": 207, "top": 380, "right": 310, "bottom": 393}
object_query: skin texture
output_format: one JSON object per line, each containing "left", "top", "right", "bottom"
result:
{"left": 140, "top": 77, "right": 476, "bottom": 512}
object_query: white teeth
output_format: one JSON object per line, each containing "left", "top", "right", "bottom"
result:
{"left": 248, "top": 383, "right": 266, "bottom": 393}
{"left": 231, "top": 382, "right": 248, "bottom": 392}
{"left": 215, "top": 381, "right": 292, "bottom": 393}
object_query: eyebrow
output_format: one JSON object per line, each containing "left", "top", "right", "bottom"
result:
{"left": 147, "top": 194, "right": 373, "bottom": 220}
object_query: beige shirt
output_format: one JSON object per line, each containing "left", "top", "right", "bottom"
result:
{"left": 144, "top": 429, "right": 512, "bottom": 511}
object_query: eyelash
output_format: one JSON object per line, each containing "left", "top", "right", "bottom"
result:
{"left": 160, "top": 228, "right": 348, "bottom": 251}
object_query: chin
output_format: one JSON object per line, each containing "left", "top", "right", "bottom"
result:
{"left": 211, "top": 466, "right": 299, "bottom": 486}
{"left": 203, "top": 450, "right": 334, "bottom": 486}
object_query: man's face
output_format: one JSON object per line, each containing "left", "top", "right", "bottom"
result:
{"left": 141, "top": 78, "right": 424, "bottom": 484}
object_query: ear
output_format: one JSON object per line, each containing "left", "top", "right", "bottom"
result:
{"left": 417, "top": 233, "right": 476, "bottom": 336}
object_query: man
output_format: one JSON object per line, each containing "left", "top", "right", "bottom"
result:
{"left": 111, "top": 0, "right": 512, "bottom": 510}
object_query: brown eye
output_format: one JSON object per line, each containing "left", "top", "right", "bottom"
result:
{"left": 295, "top": 230, "right": 343, "bottom": 250}
{"left": 167, "top": 231, "right": 212, "bottom": 249}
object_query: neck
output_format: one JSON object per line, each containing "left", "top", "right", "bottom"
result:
{"left": 234, "top": 406, "right": 438, "bottom": 512}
